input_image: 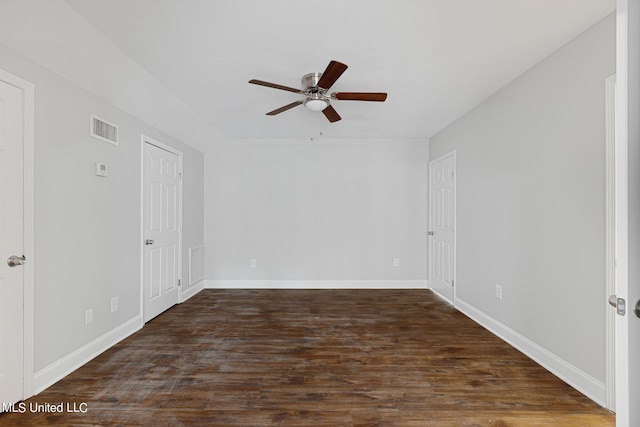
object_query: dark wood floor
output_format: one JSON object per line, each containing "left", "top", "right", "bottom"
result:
{"left": 2, "top": 289, "right": 614, "bottom": 426}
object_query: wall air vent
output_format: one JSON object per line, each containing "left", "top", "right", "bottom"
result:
{"left": 90, "top": 114, "right": 118, "bottom": 145}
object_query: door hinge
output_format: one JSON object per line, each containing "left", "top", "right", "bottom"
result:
{"left": 179, "top": 172, "right": 183, "bottom": 180}
{"left": 452, "top": 280, "right": 454, "bottom": 287}
{"left": 178, "top": 279, "right": 182, "bottom": 287}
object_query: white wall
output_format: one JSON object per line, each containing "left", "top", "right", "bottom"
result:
{"left": 204, "top": 138, "right": 428, "bottom": 285}
{"left": 0, "top": 0, "right": 224, "bottom": 153}
{"left": 0, "top": 42, "right": 205, "bottom": 386}
{"left": 429, "top": 14, "right": 615, "bottom": 402}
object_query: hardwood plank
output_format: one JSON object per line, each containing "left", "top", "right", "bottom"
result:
{"left": 0, "top": 289, "right": 614, "bottom": 426}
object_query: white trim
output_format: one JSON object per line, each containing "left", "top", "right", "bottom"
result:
{"left": 431, "top": 288, "right": 454, "bottom": 305}
{"left": 604, "top": 73, "right": 617, "bottom": 411}
{"left": 455, "top": 298, "right": 607, "bottom": 407}
{"left": 427, "top": 149, "right": 457, "bottom": 303}
{"left": 140, "top": 135, "right": 184, "bottom": 317}
{"left": 32, "top": 316, "right": 142, "bottom": 395}
{"left": 205, "top": 280, "right": 429, "bottom": 289}
{"left": 180, "top": 279, "right": 205, "bottom": 302}
{"left": 139, "top": 138, "right": 145, "bottom": 323}
{"left": 143, "top": 134, "right": 183, "bottom": 157}
{"left": 0, "top": 68, "right": 35, "bottom": 400}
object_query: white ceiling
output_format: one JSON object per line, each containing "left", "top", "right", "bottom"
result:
{"left": 3, "top": 1, "right": 616, "bottom": 149}
{"left": 62, "top": 0, "right": 614, "bottom": 143}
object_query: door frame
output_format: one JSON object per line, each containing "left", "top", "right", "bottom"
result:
{"left": 605, "top": 73, "right": 616, "bottom": 411}
{"left": 427, "top": 149, "right": 457, "bottom": 304}
{"left": 140, "top": 134, "right": 184, "bottom": 319}
{"left": 0, "top": 68, "right": 35, "bottom": 399}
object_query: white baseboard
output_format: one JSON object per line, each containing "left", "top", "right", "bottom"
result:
{"left": 430, "top": 288, "right": 454, "bottom": 305}
{"left": 180, "top": 279, "right": 204, "bottom": 302}
{"left": 205, "top": 279, "right": 429, "bottom": 289}
{"left": 455, "top": 297, "right": 607, "bottom": 407}
{"left": 32, "top": 315, "right": 143, "bottom": 395}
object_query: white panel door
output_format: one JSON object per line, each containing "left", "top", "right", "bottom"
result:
{"left": 143, "top": 141, "right": 181, "bottom": 322}
{"left": 0, "top": 79, "right": 24, "bottom": 404}
{"left": 428, "top": 152, "right": 456, "bottom": 303}
{"left": 615, "top": 1, "right": 640, "bottom": 425}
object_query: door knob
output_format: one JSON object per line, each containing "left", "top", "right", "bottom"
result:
{"left": 7, "top": 255, "right": 26, "bottom": 267}
{"left": 145, "top": 239, "right": 155, "bottom": 245}
{"left": 609, "top": 294, "right": 626, "bottom": 316}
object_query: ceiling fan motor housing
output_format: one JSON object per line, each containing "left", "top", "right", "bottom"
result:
{"left": 302, "top": 72, "right": 324, "bottom": 91}
{"left": 302, "top": 72, "right": 330, "bottom": 110}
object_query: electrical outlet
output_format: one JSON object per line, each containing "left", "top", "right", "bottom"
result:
{"left": 85, "top": 309, "right": 93, "bottom": 325}
{"left": 250, "top": 259, "right": 257, "bottom": 268}
{"left": 111, "top": 297, "right": 119, "bottom": 314}
{"left": 393, "top": 258, "right": 400, "bottom": 267}
{"left": 495, "top": 284, "right": 503, "bottom": 301}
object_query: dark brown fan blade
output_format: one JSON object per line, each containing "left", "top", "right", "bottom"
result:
{"left": 333, "top": 92, "right": 387, "bottom": 102}
{"left": 322, "top": 105, "right": 341, "bottom": 122}
{"left": 266, "top": 100, "right": 304, "bottom": 116}
{"left": 316, "top": 61, "right": 348, "bottom": 90}
{"left": 249, "top": 79, "right": 303, "bottom": 94}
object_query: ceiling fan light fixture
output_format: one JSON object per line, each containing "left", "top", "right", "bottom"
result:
{"left": 304, "top": 98, "right": 329, "bottom": 112}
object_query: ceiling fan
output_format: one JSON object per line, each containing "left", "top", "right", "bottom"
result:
{"left": 249, "top": 60, "right": 387, "bottom": 123}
